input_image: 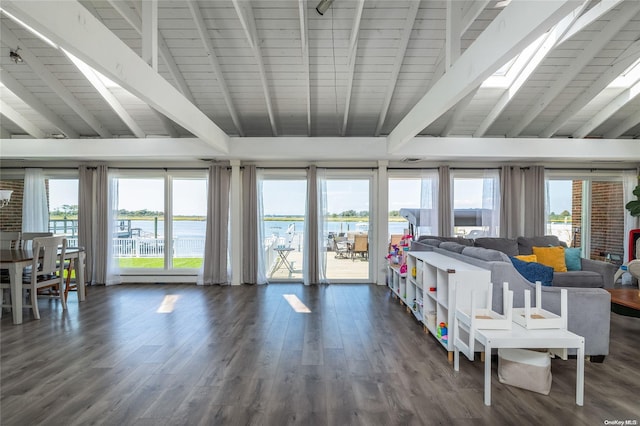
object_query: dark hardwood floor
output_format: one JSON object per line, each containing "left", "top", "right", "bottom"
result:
{"left": 1, "top": 283, "right": 639, "bottom": 425}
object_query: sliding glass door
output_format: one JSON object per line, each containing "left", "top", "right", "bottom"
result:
{"left": 259, "top": 173, "right": 307, "bottom": 282}
{"left": 321, "top": 173, "right": 372, "bottom": 282}
{"left": 113, "top": 171, "right": 207, "bottom": 273}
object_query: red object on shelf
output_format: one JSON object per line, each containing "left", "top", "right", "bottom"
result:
{"left": 629, "top": 229, "right": 640, "bottom": 262}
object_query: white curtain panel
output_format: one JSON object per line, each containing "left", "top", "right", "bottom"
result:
{"left": 94, "top": 165, "right": 120, "bottom": 285}
{"left": 256, "top": 171, "right": 268, "bottom": 284}
{"left": 303, "top": 166, "right": 316, "bottom": 285}
{"left": 623, "top": 169, "right": 640, "bottom": 261}
{"left": 317, "top": 168, "right": 328, "bottom": 283}
{"left": 241, "top": 165, "right": 259, "bottom": 284}
{"left": 22, "top": 168, "right": 48, "bottom": 232}
{"left": 420, "top": 169, "right": 439, "bottom": 236}
{"left": 482, "top": 169, "right": 501, "bottom": 237}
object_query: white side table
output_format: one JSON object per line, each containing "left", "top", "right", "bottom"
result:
{"left": 454, "top": 322, "right": 585, "bottom": 406}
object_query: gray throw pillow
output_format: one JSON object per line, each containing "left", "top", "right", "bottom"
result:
{"left": 517, "top": 236, "right": 562, "bottom": 255}
{"left": 462, "top": 246, "right": 510, "bottom": 262}
{"left": 474, "top": 238, "right": 519, "bottom": 257}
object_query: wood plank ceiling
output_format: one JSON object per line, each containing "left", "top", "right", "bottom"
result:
{"left": 0, "top": 0, "right": 639, "bottom": 152}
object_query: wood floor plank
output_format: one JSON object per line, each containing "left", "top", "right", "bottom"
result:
{"left": 2, "top": 283, "right": 640, "bottom": 425}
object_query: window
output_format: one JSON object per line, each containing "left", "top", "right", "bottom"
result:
{"left": 388, "top": 170, "right": 439, "bottom": 239}
{"left": 47, "top": 177, "right": 79, "bottom": 246}
{"left": 546, "top": 173, "right": 626, "bottom": 263}
{"left": 320, "top": 172, "right": 373, "bottom": 282}
{"left": 451, "top": 170, "right": 500, "bottom": 238}
{"left": 113, "top": 171, "right": 207, "bottom": 272}
{"left": 258, "top": 174, "right": 307, "bottom": 282}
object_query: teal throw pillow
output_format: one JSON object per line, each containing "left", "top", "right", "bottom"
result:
{"left": 564, "top": 247, "right": 582, "bottom": 271}
{"left": 510, "top": 257, "right": 554, "bottom": 286}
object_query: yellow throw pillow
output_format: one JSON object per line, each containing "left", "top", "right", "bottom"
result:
{"left": 514, "top": 254, "right": 538, "bottom": 263}
{"left": 532, "top": 246, "right": 567, "bottom": 272}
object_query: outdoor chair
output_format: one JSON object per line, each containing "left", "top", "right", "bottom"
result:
{"left": 333, "top": 236, "right": 350, "bottom": 259}
{"left": 352, "top": 234, "right": 368, "bottom": 260}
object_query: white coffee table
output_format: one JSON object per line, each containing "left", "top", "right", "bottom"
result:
{"left": 454, "top": 322, "right": 585, "bottom": 406}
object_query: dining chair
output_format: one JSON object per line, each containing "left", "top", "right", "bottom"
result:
{"left": 0, "top": 232, "right": 22, "bottom": 316}
{"left": 19, "top": 232, "right": 53, "bottom": 250}
{"left": 0, "top": 231, "right": 21, "bottom": 249}
{"left": 24, "top": 235, "right": 67, "bottom": 320}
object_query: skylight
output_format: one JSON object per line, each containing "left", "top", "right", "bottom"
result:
{"left": 481, "top": 32, "right": 546, "bottom": 89}
{"left": 608, "top": 58, "right": 640, "bottom": 89}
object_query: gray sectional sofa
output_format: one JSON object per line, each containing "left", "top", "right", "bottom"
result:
{"left": 411, "top": 236, "right": 613, "bottom": 360}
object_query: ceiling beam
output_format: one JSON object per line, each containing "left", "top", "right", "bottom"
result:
{"left": 232, "top": 0, "right": 278, "bottom": 136}
{"left": 506, "top": 1, "right": 640, "bottom": 137}
{"left": 3, "top": 0, "right": 229, "bottom": 153}
{"left": 0, "top": 100, "right": 45, "bottom": 138}
{"left": 141, "top": 0, "right": 158, "bottom": 71}
{"left": 473, "top": 1, "right": 588, "bottom": 137}
{"left": 445, "top": 1, "right": 463, "bottom": 70}
{"left": 2, "top": 136, "right": 638, "bottom": 163}
{"left": 0, "top": 70, "right": 79, "bottom": 138}
{"left": 604, "top": 109, "right": 640, "bottom": 139}
{"left": 374, "top": 1, "right": 420, "bottom": 136}
{"left": 108, "top": 0, "right": 196, "bottom": 104}
{"left": 387, "top": 0, "right": 581, "bottom": 152}
{"left": 0, "top": 25, "right": 112, "bottom": 138}
{"left": 298, "top": 0, "right": 311, "bottom": 135}
{"left": 556, "top": 0, "right": 624, "bottom": 46}
{"left": 188, "top": 1, "right": 244, "bottom": 136}
{"left": 441, "top": 89, "right": 478, "bottom": 136}
{"left": 341, "top": 0, "right": 366, "bottom": 136}
{"left": 65, "top": 50, "right": 146, "bottom": 138}
{"left": 573, "top": 78, "right": 640, "bottom": 138}
{"left": 540, "top": 39, "right": 640, "bottom": 137}
{"left": 460, "top": 0, "right": 491, "bottom": 36}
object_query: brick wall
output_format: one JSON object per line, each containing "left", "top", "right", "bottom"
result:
{"left": 571, "top": 180, "right": 624, "bottom": 263}
{"left": 0, "top": 180, "right": 23, "bottom": 232}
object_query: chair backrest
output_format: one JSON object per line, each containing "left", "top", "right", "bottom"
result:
{"left": 20, "top": 232, "right": 53, "bottom": 250}
{"left": 31, "top": 236, "right": 67, "bottom": 281}
{"left": 354, "top": 234, "right": 368, "bottom": 251}
{"left": 0, "top": 231, "right": 21, "bottom": 249}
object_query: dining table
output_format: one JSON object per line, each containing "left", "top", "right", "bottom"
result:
{"left": 0, "top": 247, "right": 86, "bottom": 324}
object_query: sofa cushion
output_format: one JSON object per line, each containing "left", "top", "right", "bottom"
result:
{"left": 510, "top": 257, "right": 554, "bottom": 286}
{"left": 474, "top": 237, "right": 519, "bottom": 257}
{"left": 517, "top": 236, "right": 563, "bottom": 255}
{"left": 416, "top": 238, "right": 442, "bottom": 248}
{"left": 552, "top": 271, "right": 603, "bottom": 288}
{"left": 564, "top": 247, "right": 582, "bottom": 271}
{"left": 462, "top": 246, "right": 511, "bottom": 262}
{"left": 532, "top": 246, "right": 568, "bottom": 272}
{"left": 439, "top": 241, "right": 466, "bottom": 253}
{"left": 418, "top": 236, "right": 474, "bottom": 246}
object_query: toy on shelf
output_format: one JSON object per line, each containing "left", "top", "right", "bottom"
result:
{"left": 437, "top": 322, "right": 448, "bottom": 341}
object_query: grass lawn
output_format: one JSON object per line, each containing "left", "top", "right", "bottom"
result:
{"left": 118, "top": 258, "right": 203, "bottom": 268}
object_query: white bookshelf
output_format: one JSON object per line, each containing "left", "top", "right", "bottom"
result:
{"left": 392, "top": 251, "right": 492, "bottom": 362}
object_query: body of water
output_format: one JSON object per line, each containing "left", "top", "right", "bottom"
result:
{"left": 128, "top": 219, "right": 409, "bottom": 239}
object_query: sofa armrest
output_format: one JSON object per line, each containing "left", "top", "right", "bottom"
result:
{"left": 581, "top": 258, "right": 617, "bottom": 288}
{"left": 538, "top": 287, "right": 611, "bottom": 356}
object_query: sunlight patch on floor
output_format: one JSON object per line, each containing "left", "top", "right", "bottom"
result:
{"left": 156, "top": 295, "right": 180, "bottom": 313}
{"left": 283, "top": 294, "right": 311, "bottom": 313}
